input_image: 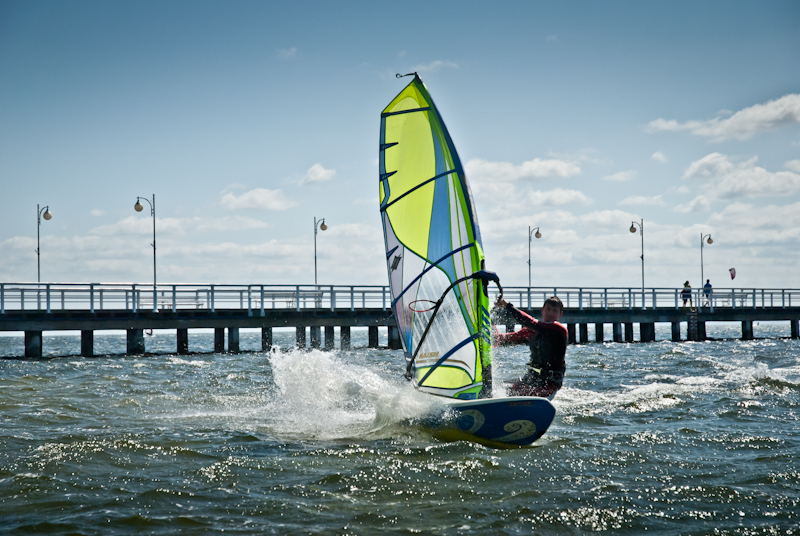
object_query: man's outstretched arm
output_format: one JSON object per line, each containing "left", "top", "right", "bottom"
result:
{"left": 497, "top": 327, "right": 535, "bottom": 345}
{"left": 495, "top": 297, "right": 538, "bottom": 330}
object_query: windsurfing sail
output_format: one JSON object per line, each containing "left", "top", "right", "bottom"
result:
{"left": 379, "top": 73, "right": 493, "bottom": 400}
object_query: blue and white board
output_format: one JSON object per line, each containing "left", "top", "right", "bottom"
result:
{"left": 427, "top": 396, "right": 556, "bottom": 447}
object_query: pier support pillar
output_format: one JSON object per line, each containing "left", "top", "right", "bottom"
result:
{"left": 262, "top": 327, "right": 272, "bottom": 352}
{"left": 228, "top": 328, "right": 240, "bottom": 353}
{"left": 671, "top": 322, "right": 681, "bottom": 342}
{"left": 612, "top": 323, "right": 623, "bottom": 343}
{"left": 296, "top": 327, "right": 306, "bottom": 350}
{"left": 214, "top": 328, "right": 225, "bottom": 353}
{"left": 310, "top": 326, "right": 321, "bottom": 349}
{"left": 595, "top": 323, "right": 604, "bottom": 343}
{"left": 324, "top": 326, "right": 335, "bottom": 350}
{"left": 567, "top": 324, "right": 576, "bottom": 345}
{"left": 127, "top": 329, "right": 145, "bottom": 355}
{"left": 698, "top": 321, "right": 707, "bottom": 341}
{"left": 81, "top": 330, "right": 94, "bottom": 357}
{"left": 368, "top": 326, "right": 379, "bottom": 348}
{"left": 340, "top": 326, "right": 351, "bottom": 349}
{"left": 688, "top": 312, "right": 698, "bottom": 341}
{"left": 641, "top": 323, "right": 656, "bottom": 343}
{"left": 742, "top": 320, "right": 754, "bottom": 340}
{"left": 24, "top": 331, "right": 42, "bottom": 358}
{"left": 388, "top": 325, "right": 402, "bottom": 350}
{"left": 176, "top": 328, "right": 188, "bottom": 355}
{"left": 624, "top": 323, "right": 634, "bottom": 343}
{"left": 579, "top": 324, "right": 588, "bottom": 344}
{"left": 791, "top": 319, "right": 799, "bottom": 339}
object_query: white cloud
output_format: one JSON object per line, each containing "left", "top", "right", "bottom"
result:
{"left": 221, "top": 183, "right": 247, "bottom": 193}
{"left": 477, "top": 211, "right": 578, "bottom": 243}
{"left": 708, "top": 201, "right": 800, "bottom": 243}
{"left": 413, "top": 60, "right": 458, "bottom": 73}
{"left": 618, "top": 195, "right": 665, "bottom": 206}
{"left": 478, "top": 184, "right": 591, "bottom": 216}
{"left": 90, "top": 209, "right": 105, "bottom": 217}
{"left": 497, "top": 188, "right": 591, "bottom": 210}
{"left": 220, "top": 188, "right": 298, "bottom": 210}
{"left": 577, "top": 209, "right": 638, "bottom": 229}
{"left": 0, "top": 218, "right": 386, "bottom": 285}
{"left": 301, "top": 163, "right": 336, "bottom": 185}
{"left": 91, "top": 215, "right": 269, "bottom": 237}
{"left": 646, "top": 93, "right": 800, "bottom": 141}
{"left": 546, "top": 35, "right": 557, "bottom": 42}
{"left": 651, "top": 151, "right": 668, "bottom": 163}
{"left": 682, "top": 152, "right": 736, "bottom": 179}
{"left": 531, "top": 188, "right": 591, "bottom": 206}
{"left": 683, "top": 153, "right": 800, "bottom": 199}
{"left": 602, "top": 170, "right": 637, "bottom": 182}
{"left": 785, "top": 159, "right": 800, "bottom": 173}
{"left": 398, "top": 50, "right": 407, "bottom": 58}
{"left": 673, "top": 195, "right": 711, "bottom": 213}
{"left": 466, "top": 157, "right": 581, "bottom": 183}
{"left": 277, "top": 47, "right": 297, "bottom": 60}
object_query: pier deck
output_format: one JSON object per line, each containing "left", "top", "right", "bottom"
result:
{"left": 2, "top": 283, "right": 798, "bottom": 357}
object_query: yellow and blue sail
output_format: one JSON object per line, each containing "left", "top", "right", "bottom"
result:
{"left": 379, "top": 74, "right": 492, "bottom": 400}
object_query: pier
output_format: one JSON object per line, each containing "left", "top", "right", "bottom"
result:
{"left": 1, "top": 283, "right": 798, "bottom": 357}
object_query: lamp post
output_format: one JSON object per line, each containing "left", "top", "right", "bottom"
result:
{"left": 134, "top": 195, "right": 157, "bottom": 311}
{"left": 700, "top": 232, "right": 713, "bottom": 289}
{"left": 629, "top": 219, "right": 645, "bottom": 309}
{"left": 314, "top": 216, "right": 327, "bottom": 286}
{"left": 36, "top": 204, "right": 53, "bottom": 283}
{"left": 527, "top": 226, "right": 541, "bottom": 288}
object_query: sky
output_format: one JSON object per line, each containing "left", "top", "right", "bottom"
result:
{"left": 1, "top": 0, "right": 799, "bottom": 290}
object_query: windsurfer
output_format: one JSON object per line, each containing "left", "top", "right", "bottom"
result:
{"left": 494, "top": 296, "right": 568, "bottom": 399}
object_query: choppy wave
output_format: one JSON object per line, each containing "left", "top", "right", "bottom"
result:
{"left": 1, "top": 327, "right": 798, "bottom": 534}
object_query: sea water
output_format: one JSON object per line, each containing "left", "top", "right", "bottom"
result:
{"left": 1, "top": 324, "right": 798, "bottom": 534}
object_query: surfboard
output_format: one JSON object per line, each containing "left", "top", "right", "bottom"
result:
{"left": 424, "top": 396, "right": 556, "bottom": 447}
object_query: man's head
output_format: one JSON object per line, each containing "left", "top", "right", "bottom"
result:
{"left": 541, "top": 296, "right": 563, "bottom": 323}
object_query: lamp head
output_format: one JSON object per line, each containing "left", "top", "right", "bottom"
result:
{"left": 534, "top": 230, "right": 541, "bottom": 239}
{"left": 134, "top": 201, "right": 144, "bottom": 212}
{"left": 43, "top": 209, "right": 52, "bottom": 221}
{"left": 629, "top": 224, "right": 637, "bottom": 233}
{"left": 707, "top": 236, "right": 713, "bottom": 245}
{"left": 320, "top": 221, "right": 327, "bottom": 231}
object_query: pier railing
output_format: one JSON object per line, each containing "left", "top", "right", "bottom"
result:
{"left": 1, "top": 283, "right": 798, "bottom": 315}
{"left": 0, "top": 283, "right": 391, "bottom": 315}
{"left": 495, "top": 287, "right": 800, "bottom": 312}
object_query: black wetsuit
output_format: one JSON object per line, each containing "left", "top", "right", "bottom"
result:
{"left": 499, "top": 303, "right": 567, "bottom": 397}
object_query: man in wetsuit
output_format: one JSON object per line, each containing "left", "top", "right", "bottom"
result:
{"left": 495, "top": 296, "right": 568, "bottom": 399}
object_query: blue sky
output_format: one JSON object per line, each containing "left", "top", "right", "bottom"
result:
{"left": 1, "top": 0, "right": 799, "bottom": 289}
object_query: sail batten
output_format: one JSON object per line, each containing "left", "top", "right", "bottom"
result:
{"left": 380, "top": 170, "right": 457, "bottom": 212}
{"left": 390, "top": 242, "right": 476, "bottom": 309}
{"left": 381, "top": 106, "right": 431, "bottom": 117}
{"left": 379, "top": 75, "right": 491, "bottom": 400}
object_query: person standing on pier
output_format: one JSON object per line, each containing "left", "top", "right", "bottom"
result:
{"left": 704, "top": 279, "right": 713, "bottom": 307}
{"left": 682, "top": 281, "right": 693, "bottom": 307}
{"left": 494, "top": 296, "right": 568, "bottom": 399}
